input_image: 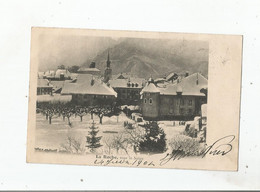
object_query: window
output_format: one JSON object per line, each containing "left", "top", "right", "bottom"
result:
{"left": 180, "top": 99, "right": 185, "bottom": 106}
{"left": 188, "top": 99, "right": 192, "bottom": 106}
{"left": 84, "top": 95, "right": 88, "bottom": 99}
{"left": 144, "top": 98, "right": 147, "bottom": 104}
{"left": 149, "top": 98, "right": 153, "bottom": 105}
{"left": 93, "top": 95, "right": 97, "bottom": 99}
{"left": 180, "top": 108, "right": 184, "bottom": 114}
{"left": 188, "top": 109, "right": 193, "bottom": 114}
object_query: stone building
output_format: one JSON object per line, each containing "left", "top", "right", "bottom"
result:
{"left": 109, "top": 77, "right": 146, "bottom": 105}
{"left": 141, "top": 73, "right": 208, "bottom": 120}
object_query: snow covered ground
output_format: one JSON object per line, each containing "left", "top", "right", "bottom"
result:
{"left": 35, "top": 112, "right": 185, "bottom": 153}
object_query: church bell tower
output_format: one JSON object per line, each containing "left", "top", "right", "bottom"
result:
{"left": 104, "top": 51, "right": 112, "bottom": 83}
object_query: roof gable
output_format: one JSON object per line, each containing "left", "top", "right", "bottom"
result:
{"left": 160, "top": 73, "right": 208, "bottom": 96}
{"left": 61, "top": 74, "right": 117, "bottom": 96}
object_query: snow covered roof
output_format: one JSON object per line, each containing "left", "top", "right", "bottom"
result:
{"left": 112, "top": 73, "right": 134, "bottom": 80}
{"left": 160, "top": 73, "right": 208, "bottom": 96}
{"left": 38, "top": 72, "right": 45, "bottom": 79}
{"left": 49, "top": 80, "right": 65, "bottom": 91}
{"left": 44, "top": 70, "right": 55, "bottom": 77}
{"left": 166, "top": 72, "right": 178, "bottom": 81}
{"left": 77, "top": 67, "right": 101, "bottom": 72}
{"left": 61, "top": 74, "right": 117, "bottom": 96}
{"left": 140, "top": 82, "right": 160, "bottom": 94}
{"left": 37, "top": 79, "right": 53, "bottom": 88}
{"left": 55, "top": 69, "right": 71, "bottom": 79}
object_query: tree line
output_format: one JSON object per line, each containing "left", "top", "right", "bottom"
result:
{"left": 36, "top": 103, "right": 118, "bottom": 125}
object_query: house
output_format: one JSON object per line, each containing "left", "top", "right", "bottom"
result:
{"left": 43, "top": 69, "right": 72, "bottom": 81}
{"left": 141, "top": 73, "right": 208, "bottom": 120}
{"left": 109, "top": 77, "right": 146, "bottom": 105}
{"left": 43, "top": 70, "right": 55, "bottom": 79}
{"left": 166, "top": 72, "right": 178, "bottom": 82}
{"left": 37, "top": 79, "right": 53, "bottom": 95}
{"left": 61, "top": 74, "right": 117, "bottom": 106}
{"left": 54, "top": 69, "right": 71, "bottom": 80}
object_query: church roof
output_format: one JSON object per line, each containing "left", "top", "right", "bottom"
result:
{"left": 61, "top": 74, "right": 117, "bottom": 96}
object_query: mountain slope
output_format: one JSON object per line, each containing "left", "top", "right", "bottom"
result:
{"left": 82, "top": 38, "right": 209, "bottom": 78}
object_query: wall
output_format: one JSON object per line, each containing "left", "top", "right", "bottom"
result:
{"left": 114, "top": 87, "right": 141, "bottom": 105}
{"left": 141, "top": 92, "right": 160, "bottom": 119}
{"left": 71, "top": 94, "right": 115, "bottom": 106}
{"left": 159, "top": 95, "right": 206, "bottom": 119}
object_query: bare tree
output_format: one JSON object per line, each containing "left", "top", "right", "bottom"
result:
{"left": 60, "top": 136, "right": 85, "bottom": 154}
{"left": 111, "top": 133, "right": 129, "bottom": 155}
{"left": 92, "top": 107, "right": 111, "bottom": 124}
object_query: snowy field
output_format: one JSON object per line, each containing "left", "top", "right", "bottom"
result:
{"left": 35, "top": 112, "right": 185, "bottom": 153}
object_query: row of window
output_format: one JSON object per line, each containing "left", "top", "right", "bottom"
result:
{"left": 143, "top": 98, "right": 193, "bottom": 106}
{"left": 74, "top": 95, "right": 111, "bottom": 99}
{"left": 144, "top": 98, "right": 153, "bottom": 105}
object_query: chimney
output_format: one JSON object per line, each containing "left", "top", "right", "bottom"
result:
{"left": 196, "top": 73, "right": 199, "bottom": 85}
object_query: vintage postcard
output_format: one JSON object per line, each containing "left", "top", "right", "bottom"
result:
{"left": 27, "top": 27, "right": 242, "bottom": 171}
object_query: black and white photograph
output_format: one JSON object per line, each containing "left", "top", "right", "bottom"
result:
{"left": 27, "top": 28, "right": 242, "bottom": 171}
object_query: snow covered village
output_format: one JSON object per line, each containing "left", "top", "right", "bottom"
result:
{"left": 35, "top": 36, "right": 208, "bottom": 157}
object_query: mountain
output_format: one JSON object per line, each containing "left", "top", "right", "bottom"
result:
{"left": 82, "top": 38, "right": 209, "bottom": 79}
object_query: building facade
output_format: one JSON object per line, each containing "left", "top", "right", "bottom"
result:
{"left": 37, "top": 79, "right": 53, "bottom": 95}
{"left": 109, "top": 77, "right": 146, "bottom": 105}
{"left": 141, "top": 73, "right": 208, "bottom": 120}
{"left": 61, "top": 74, "right": 117, "bottom": 106}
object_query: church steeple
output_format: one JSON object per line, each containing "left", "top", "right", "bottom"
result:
{"left": 104, "top": 50, "right": 112, "bottom": 83}
{"left": 107, "top": 50, "right": 111, "bottom": 68}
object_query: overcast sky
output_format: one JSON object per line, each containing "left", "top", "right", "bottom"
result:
{"left": 38, "top": 35, "right": 121, "bottom": 71}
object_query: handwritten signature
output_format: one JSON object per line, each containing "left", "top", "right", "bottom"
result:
{"left": 159, "top": 135, "right": 235, "bottom": 166}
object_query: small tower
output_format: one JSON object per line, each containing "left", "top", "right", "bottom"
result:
{"left": 104, "top": 51, "right": 112, "bottom": 83}
{"left": 140, "top": 77, "right": 160, "bottom": 120}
